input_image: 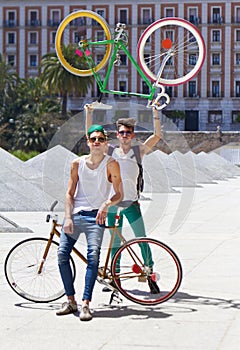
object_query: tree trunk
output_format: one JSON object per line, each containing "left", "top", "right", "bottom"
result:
{"left": 61, "top": 93, "right": 68, "bottom": 117}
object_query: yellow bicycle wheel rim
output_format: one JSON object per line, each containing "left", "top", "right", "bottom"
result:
{"left": 55, "top": 10, "right": 112, "bottom": 76}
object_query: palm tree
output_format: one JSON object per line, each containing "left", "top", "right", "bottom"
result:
{"left": 41, "top": 46, "right": 93, "bottom": 116}
{"left": 12, "top": 77, "right": 62, "bottom": 151}
{"left": 0, "top": 53, "right": 20, "bottom": 119}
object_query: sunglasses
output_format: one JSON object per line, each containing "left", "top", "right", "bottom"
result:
{"left": 89, "top": 136, "right": 106, "bottom": 143}
{"left": 118, "top": 131, "right": 133, "bottom": 136}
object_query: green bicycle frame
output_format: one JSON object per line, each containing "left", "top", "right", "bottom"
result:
{"left": 80, "top": 38, "right": 158, "bottom": 100}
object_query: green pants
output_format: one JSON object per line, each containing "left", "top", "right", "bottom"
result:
{"left": 107, "top": 201, "right": 154, "bottom": 271}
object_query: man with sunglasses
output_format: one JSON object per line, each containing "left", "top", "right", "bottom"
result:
{"left": 56, "top": 124, "right": 122, "bottom": 321}
{"left": 85, "top": 105, "right": 162, "bottom": 294}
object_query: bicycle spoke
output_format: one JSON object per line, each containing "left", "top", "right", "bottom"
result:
{"left": 55, "top": 10, "right": 112, "bottom": 76}
{"left": 111, "top": 238, "right": 182, "bottom": 305}
{"left": 5, "top": 238, "right": 76, "bottom": 303}
{"left": 137, "top": 17, "right": 205, "bottom": 85}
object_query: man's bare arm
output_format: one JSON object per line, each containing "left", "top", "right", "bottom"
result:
{"left": 142, "top": 107, "right": 162, "bottom": 155}
{"left": 63, "top": 159, "right": 79, "bottom": 234}
{"left": 96, "top": 159, "right": 123, "bottom": 225}
{"left": 84, "top": 104, "right": 93, "bottom": 136}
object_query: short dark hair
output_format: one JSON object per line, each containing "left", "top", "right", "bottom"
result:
{"left": 116, "top": 118, "right": 136, "bottom": 131}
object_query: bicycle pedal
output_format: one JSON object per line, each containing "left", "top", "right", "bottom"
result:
{"left": 109, "top": 291, "right": 122, "bottom": 305}
{"left": 89, "top": 101, "right": 112, "bottom": 110}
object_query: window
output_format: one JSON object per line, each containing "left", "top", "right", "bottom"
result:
{"left": 119, "top": 54, "right": 126, "bottom": 66}
{"left": 29, "top": 11, "right": 40, "bottom": 26}
{"left": 212, "top": 53, "right": 220, "bottom": 65}
{"left": 236, "top": 7, "right": 240, "bottom": 23}
{"left": 208, "top": 111, "right": 222, "bottom": 124}
{"left": 96, "top": 9, "right": 105, "bottom": 18}
{"left": 236, "top": 30, "right": 240, "bottom": 42}
{"left": 189, "top": 81, "right": 196, "bottom": 97}
{"left": 96, "top": 54, "right": 104, "bottom": 64}
{"left": 96, "top": 31, "right": 104, "bottom": 41}
{"left": 144, "top": 54, "right": 151, "bottom": 67}
{"left": 212, "top": 8, "right": 221, "bottom": 23}
{"left": 138, "top": 110, "right": 151, "bottom": 123}
{"left": 166, "top": 56, "right": 173, "bottom": 66}
{"left": 51, "top": 32, "right": 56, "bottom": 45}
{"left": 235, "top": 81, "right": 240, "bottom": 97}
{"left": 212, "top": 81, "right": 220, "bottom": 97}
{"left": 165, "top": 30, "right": 174, "bottom": 42}
{"left": 232, "top": 111, "right": 240, "bottom": 123}
{"left": 165, "top": 86, "right": 173, "bottom": 98}
{"left": 142, "top": 81, "right": 149, "bottom": 94}
{"left": 188, "top": 8, "right": 198, "bottom": 24}
{"left": 7, "top": 11, "right": 16, "bottom": 26}
{"left": 119, "top": 9, "right": 128, "bottom": 24}
{"left": 30, "top": 55, "right": 37, "bottom": 67}
{"left": 236, "top": 53, "right": 240, "bottom": 65}
{"left": 119, "top": 80, "right": 127, "bottom": 92}
{"left": 8, "top": 32, "right": 15, "bottom": 44}
{"left": 189, "top": 54, "right": 197, "bottom": 65}
{"left": 165, "top": 8, "right": 174, "bottom": 17}
{"left": 93, "top": 9, "right": 105, "bottom": 26}
{"left": 142, "top": 8, "right": 151, "bottom": 24}
{"left": 7, "top": 55, "right": 15, "bottom": 66}
{"left": 74, "top": 32, "right": 80, "bottom": 43}
{"left": 51, "top": 10, "right": 60, "bottom": 26}
{"left": 29, "top": 32, "right": 37, "bottom": 45}
{"left": 212, "top": 30, "right": 220, "bottom": 42}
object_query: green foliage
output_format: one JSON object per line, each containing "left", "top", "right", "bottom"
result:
{"left": 235, "top": 114, "right": 240, "bottom": 123}
{"left": 171, "top": 110, "right": 186, "bottom": 120}
{"left": 41, "top": 47, "right": 93, "bottom": 116}
{"left": 10, "top": 150, "right": 39, "bottom": 161}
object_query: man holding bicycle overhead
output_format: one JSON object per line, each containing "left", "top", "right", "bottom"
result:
{"left": 56, "top": 124, "right": 122, "bottom": 321}
{"left": 85, "top": 104, "right": 162, "bottom": 294}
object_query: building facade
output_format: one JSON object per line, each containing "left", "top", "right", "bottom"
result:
{"left": 1, "top": 0, "right": 240, "bottom": 131}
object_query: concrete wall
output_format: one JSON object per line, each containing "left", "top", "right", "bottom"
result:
{"left": 130, "top": 131, "right": 240, "bottom": 154}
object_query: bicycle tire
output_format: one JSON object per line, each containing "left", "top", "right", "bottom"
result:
{"left": 111, "top": 237, "right": 182, "bottom": 305}
{"left": 137, "top": 17, "right": 205, "bottom": 86}
{"left": 4, "top": 238, "right": 76, "bottom": 303}
{"left": 55, "top": 10, "right": 112, "bottom": 76}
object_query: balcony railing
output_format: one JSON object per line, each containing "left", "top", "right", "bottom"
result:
{"left": 210, "top": 16, "right": 224, "bottom": 24}
{"left": 47, "top": 19, "right": 61, "bottom": 27}
{"left": 232, "top": 17, "right": 240, "bottom": 24}
{"left": 3, "top": 20, "right": 18, "bottom": 27}
{"left": 25, "top": 20, "right": 41, "bottom": 27}
{"left": 188, "top": 16, "right": 201, "bottom": 25}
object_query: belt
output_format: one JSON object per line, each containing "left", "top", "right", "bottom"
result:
{"left": 78, "top": 209, "right": 98, "bottom": 217}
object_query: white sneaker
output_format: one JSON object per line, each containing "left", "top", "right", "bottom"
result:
{"left": 56, "top": 301, "right": 78, "bottom": 316}
{"left": 80, "top": 304, "right": 92, "bottom": 321}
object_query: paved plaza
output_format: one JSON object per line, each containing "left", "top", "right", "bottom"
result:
{"left": 1, "top": 171, "right": 240, "bottom": 349}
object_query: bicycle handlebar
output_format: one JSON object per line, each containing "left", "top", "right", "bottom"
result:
{"left": 50, "top": 200, "right": 58, "bottom": 212}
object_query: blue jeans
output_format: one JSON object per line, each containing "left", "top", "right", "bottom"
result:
{"left": 58, "top": 211, "right": 104, "bottom": 301}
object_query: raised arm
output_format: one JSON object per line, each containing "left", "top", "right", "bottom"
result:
{"left": 142, "top": 106, "right": 162, "bottom": 155}
{"left": 84, "top": 104, "right": 93, "bottom": 136}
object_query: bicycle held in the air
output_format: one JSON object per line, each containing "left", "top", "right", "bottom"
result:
{"left": 55, "top": 10, "right": 205, "bottom": 110}
{"left": 5, "top": 201, "right": 182, "bottom": 306}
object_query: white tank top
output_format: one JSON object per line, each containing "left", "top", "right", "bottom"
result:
{"left": 73, "top": 155, "right": 112, "bottom": 213}
{"left": 111, "top": 147, "right": 139, "bottom": 202}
